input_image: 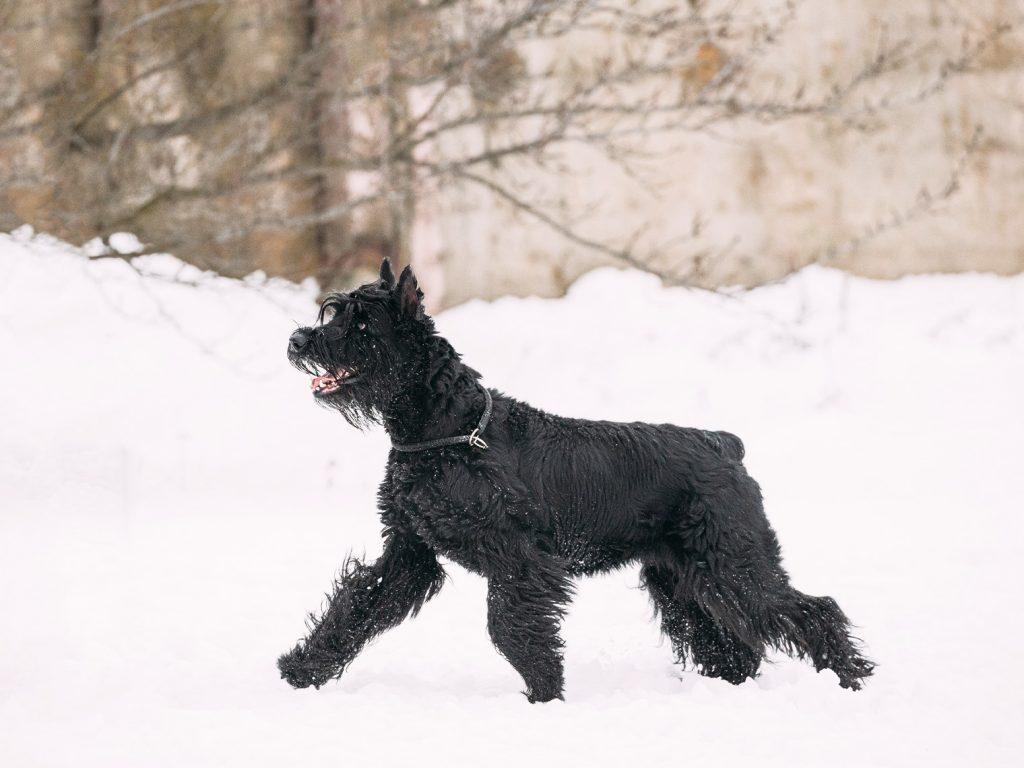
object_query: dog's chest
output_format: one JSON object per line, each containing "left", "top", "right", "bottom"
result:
{"left": 382, "top": 457, "right": 530, "bottom": 572}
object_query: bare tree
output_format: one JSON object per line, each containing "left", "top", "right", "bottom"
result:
{"left": 0, "top": 0, "right": 1013, "bottom": 293}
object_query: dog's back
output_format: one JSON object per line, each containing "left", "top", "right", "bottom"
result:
{"left": 506, "top": 402, "right": 755, "bottom": 561}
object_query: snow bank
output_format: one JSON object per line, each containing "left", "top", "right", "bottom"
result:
{"left": 2, "top": 228, "right": 1022, "bottom": 767}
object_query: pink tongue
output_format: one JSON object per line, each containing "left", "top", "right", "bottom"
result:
{"left": 310, "top": 374, "right": 335, "bottom": 389}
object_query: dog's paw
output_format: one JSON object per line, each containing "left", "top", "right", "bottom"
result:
{"left": 524, "top": 687, "right": 564, "bottom": 704}
{"left": 834, "top": 653, "right": 875, "bottom": 691}
{"left": 277, "top": 646, "right": 323, "bottom": 689}
{"left": 277, "top": 644, "right": 354, "bottom": 689}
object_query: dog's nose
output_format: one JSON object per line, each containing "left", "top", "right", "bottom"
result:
{"left": 288, "top": 329, "right": 311, "bottom": 355}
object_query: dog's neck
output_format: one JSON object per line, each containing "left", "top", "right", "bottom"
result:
{"left": 382, "top": 335, "right": 486, "bottom": 444}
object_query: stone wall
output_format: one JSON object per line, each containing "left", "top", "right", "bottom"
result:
{"left": 2, "top": 1, "right": 1021, "bottom": 308}
{"left": 420, "top": 0, "right": 1024, "bottom": 307}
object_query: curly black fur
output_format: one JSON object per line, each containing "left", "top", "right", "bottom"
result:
{"left": 278, "top": 259, "right": 874, "bottom": 701}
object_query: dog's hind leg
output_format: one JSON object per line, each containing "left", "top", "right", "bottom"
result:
{"left": 764, "top": 588, "right": 876, "bottom": 690}
{"left": 681, "top": 561, "right": 874, "bottom": 690}
{"left": 486, "top": 557, "right": 573, "bottom": 703}
{"left": 277, "top": 532, "right": 445, "bottom": 689}
{"left": 657, "top": 474, "right": 873, "bottom": 690}
{"left": 641, "top": 562, "right": 762, "bottom": 685}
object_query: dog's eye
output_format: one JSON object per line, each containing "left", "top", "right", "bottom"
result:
{"left": 357, "top": 322, "right": 367, "bottom": 331}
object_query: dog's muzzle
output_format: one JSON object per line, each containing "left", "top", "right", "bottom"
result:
{"left": 288, "top": 329, "right": 310, "bottom": 355}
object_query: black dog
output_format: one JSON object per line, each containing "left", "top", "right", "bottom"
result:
{"left": 277, "top": 259, "right": 873, "bottom": 701}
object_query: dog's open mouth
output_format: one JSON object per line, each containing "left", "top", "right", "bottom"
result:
{"left": 310, "top": 367, "right": 358, "bottom": 397}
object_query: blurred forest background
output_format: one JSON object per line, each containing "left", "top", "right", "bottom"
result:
{"left": 1, "top": 0, "right": 1022, "bottom": 309}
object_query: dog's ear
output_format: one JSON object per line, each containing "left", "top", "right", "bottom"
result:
{"left": 395, "top": 265, "right": 423, "bottom": 319}
{"left": 379, "top": 258, "right": 396, "bottom": 288}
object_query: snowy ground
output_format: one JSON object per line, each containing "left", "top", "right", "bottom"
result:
{"left": 2, "top": 228, "right": 1023, "bottom": 767}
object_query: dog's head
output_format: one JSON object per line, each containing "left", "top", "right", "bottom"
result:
{"left": 287, "top": 259, "right": 431, "bottom": 425}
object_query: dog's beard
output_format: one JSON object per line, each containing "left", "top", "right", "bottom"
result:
{"left": 292, "top": 335, "right": 400, "bottom": 430}
{"left": 315, "top": 381, "right": 385, "bottom": 430}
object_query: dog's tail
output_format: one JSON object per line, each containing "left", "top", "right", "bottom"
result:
{"left": 696, "top": 429, "right": 745, "bottom": 461}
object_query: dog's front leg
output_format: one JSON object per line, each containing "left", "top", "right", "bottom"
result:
{"left": 486, "top": 558, "right": 573, "bottom": 702}
{"left": 278, "top": 532, "right": 445, "bottom": 689}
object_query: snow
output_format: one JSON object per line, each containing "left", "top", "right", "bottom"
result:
{"left": 2, "top": 228, "right": 1023, "bottom": 767}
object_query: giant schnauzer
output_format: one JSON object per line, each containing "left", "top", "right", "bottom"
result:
{"left": 277, "top": 259, "right": 873, "bottom": 701}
